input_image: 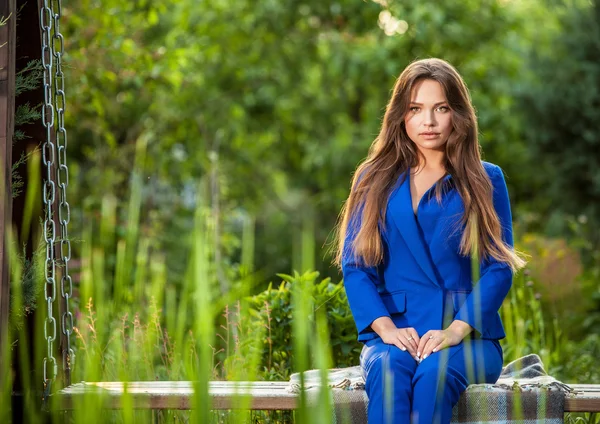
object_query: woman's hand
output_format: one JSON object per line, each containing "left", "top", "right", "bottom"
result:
{"left": 381, "top": 327, "right": 421, "bottom": 360}
{"left": 371, "top": 317, "right": 421, "bottom": 361}
{"left": 417, "top": 320, "right": 473, "bottom": 362}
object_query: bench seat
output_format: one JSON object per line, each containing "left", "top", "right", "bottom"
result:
{"left": 56, "top": 381, "right": 600, "bottom": 412}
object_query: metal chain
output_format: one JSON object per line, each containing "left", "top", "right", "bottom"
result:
{"left": 40, "top": 0, "right": 75, "bottom": 396}
{"left": 51, "top": 0, "right": 74, "bottom": 384}
{"left": 40, "top": 0, "right": 58, "bottom": 397}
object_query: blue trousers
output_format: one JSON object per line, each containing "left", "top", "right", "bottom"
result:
{"left": 360, "top": 337, "right": 503, "bottom": 424}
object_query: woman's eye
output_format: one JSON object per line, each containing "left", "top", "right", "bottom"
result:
{"left": 437, "top": 106, "right": 450, "bottom": 112}
{"left": 410, "top": 107, "right": 420, "bottom": 112}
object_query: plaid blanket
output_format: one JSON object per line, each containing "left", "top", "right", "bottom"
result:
{"left": 288, "top": 354, "right": 573, "bottom": 424}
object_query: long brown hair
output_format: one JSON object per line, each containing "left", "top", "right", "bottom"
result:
{"left": 334, "top": 58, "right": 525, "bottom": 272}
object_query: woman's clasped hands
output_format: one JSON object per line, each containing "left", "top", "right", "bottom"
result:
{"left": 416, "top": 328, "right": 465, "bottom": 362}
{"left": 380, "top": 325, "right": 467, "bottom": 363}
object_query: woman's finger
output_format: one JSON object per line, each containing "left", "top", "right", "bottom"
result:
{"left": 402, "top": 335, "right": 419, "bottom": 359}
{"left": 404, "top": 332, "right": 418, "bottom": 351}
{"left": 417, "top": 330, "right": 435, "bottom": 358}
{"left": 421, "top": 333, "right": 442, "bottom": 360}
{"left": 432, "top": 339, "right": 445, "bottom": 353}
{"left": 394, "top": 338, "right": 408, "bottom": 352}
{"left": 416, "top": 331, "right": 431, "bottom": 357}
{"left": 420, "top": 335, "right": 435, "bottom": 359}
{"left": 409, "top": 328, "right": 420, "bottom": 346}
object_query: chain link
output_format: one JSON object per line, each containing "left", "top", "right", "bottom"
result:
{"left": 40, "top": 0, "right": 57, "bottom": 389}
{"left": 40, "top": 0, "right": 75, "bottom": 394}
{"left": 51, "top": 0, "right": 75, "bottom": 382}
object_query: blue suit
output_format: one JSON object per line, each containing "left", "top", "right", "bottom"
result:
{"left": 342, "top": 162, "right": 513, "bottom": 423}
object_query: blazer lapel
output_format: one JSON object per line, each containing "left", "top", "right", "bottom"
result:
{"left": 387, "top": 172, "right": 441, "bottom": 287}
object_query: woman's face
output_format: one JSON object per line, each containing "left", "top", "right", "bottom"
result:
{"left": 403, "top": 79, "right": 453, "bottom": 154}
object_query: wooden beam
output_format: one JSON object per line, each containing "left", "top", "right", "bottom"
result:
{"left": 11, "top": 0, "right": 48, "bottom": 401}
{"left": 565, "top": 384, "right": 600, "bottom": 412}
{"left": 0, "top": 0, "right": 17, "bottom": 390}
{"left": 55, "top": 381, "right": 600, "bottom": 413}
{"left": 57, "top": 381, "right": 298, "bottom": 410}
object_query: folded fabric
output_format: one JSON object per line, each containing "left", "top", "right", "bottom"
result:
{"left": 451, "top": 354, "right": 573, "bottom": 424}
{"left": 492, "top": 353, "right": 574, "bottom": 393}
{"left": 287, "top": 366, "right": 365, "bottom": 393}
{"left": 287, "top": 353, "right": 573, "bottom": 424}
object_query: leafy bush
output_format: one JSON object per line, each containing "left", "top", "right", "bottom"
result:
{"left": 500, "top": 269, "right": 566, "bottom": 376}
{"left": 559, "top": 333, "right": 600, "bottom": 384}
{"left": 519, "top": 0, "right": 600, "bottom": 251}
{"left": 233, "top": 271, "right": 361, "bottom": 381}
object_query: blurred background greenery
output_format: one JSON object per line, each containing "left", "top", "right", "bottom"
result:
{"left": 6, "top": 0, "right": 600, "bottom": 421}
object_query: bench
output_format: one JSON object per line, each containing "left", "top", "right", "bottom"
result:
{"left": 56, "top": 381, "right": 600, "bottom": 412}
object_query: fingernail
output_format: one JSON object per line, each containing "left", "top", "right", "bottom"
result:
{"left": 423, "top": 354, "right": 428, "bottom": 360}
{"left": 433, "top": 348, "right": 437, "bottom": 352}
{"left": 414, "top": 356, "right": 419, "bottom": 361}
{"left": 417, "top": 352, "right": 420, "bottom": 357}
{"left": 401, "top": 347, "right": 406, "bottom": 351}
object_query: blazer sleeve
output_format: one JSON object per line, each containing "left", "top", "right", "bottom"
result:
{"left": 454, "top": 165, "right": 514, "bottom": 336}
{"left": 342, "top": 209, "right": 389, "bottom": 337}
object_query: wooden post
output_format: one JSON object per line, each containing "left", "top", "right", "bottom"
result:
{"left": 0, "top": 0, "right": 17, "bottom": 389}
{"left": 11, "top": 0, "right": 50, "bottom": 405}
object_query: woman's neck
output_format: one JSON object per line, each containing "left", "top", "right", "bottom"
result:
{"left": 414, "top": 149, "right": 445, "bottom": 172}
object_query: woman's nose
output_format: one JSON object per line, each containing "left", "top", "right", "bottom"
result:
{"left": 423, "top": 109, "right": 436, "bottom": 126}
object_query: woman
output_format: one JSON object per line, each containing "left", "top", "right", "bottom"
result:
{"left": 335, "top": 58, "right": 525, "bottom": 423}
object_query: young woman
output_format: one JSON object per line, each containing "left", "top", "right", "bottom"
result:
{"left": 335, "top": 58, "right": 525, "bottom": 424}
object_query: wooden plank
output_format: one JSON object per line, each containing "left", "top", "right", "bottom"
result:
{"left": 569, "top": 384, "right": 600, "bottom": 391}
{"left": 10, "top": 0, "right": 48, "bottom": 401}
{"left": 55, "top": 381, "right": 600, "bottom": 412}
{"left": 566, "top": 384, "right": 600, "bottom": 412}
{"left": 57, "top": 381, "right": 297, "bottom": 410}
{"left": 0, "top": 0, "right": 17, "bottom": 391}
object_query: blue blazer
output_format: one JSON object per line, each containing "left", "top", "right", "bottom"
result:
{"left": 342, "top": 162, "right": 514, "bottom": 343}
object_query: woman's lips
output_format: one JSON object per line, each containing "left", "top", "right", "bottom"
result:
{"left": 420, "top": 132, "right": 440, "bottom": 139}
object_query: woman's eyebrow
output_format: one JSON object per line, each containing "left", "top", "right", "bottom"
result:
{"left": 409, "top": 101, "right": 448, "bottom": 106}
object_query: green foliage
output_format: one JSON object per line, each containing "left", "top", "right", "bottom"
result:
{"left": 14, "top": 103, "right": 39, "bottom": 140}
{"left": 61, "top": 0, "right": 548, "bottom": 282}
{"left": 500, "top": 269, "right": 566, "bottom": 375}
{"left": 560, "top": 333, "right": 600, "bottom": 384}
{"left": 9, "top": 241, "right": 44, "bottom": 333}
{"left": 11, "top": 151, "right": 26, "bottom": 199}
{"left": 12, "top": 59, "right": 42, "bottom": 198}
{"left": 74, "top": 297, "right": 183, "bottom": 382}
{"left": 241, "top": 271, "right": 360, "bottom": 380}
{"left": 15, "top": 59, "right": 43, "bottom": 98}
{"left": 566, "top": 411, "right": 600, "bottom": 424}
{"left": 500, "top": 260, "right": 599, "bottom": 385}
{"left": 518, "top": 0, "right": 600, "bottom": 247}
